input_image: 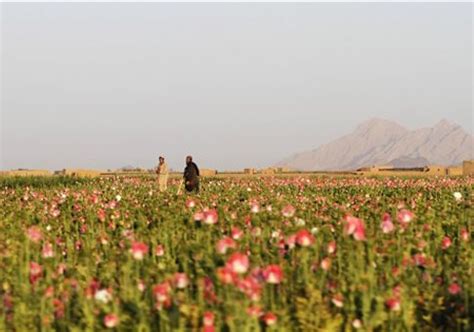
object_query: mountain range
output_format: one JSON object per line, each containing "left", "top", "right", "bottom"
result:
{"left": 276, "top": 118, "right": 473, "bottom": 171}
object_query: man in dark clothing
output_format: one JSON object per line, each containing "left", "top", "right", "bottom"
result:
{"left": 184, "top": 156, "right": 200, "bottom": 193}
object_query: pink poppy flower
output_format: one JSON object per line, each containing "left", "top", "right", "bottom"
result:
{"left": 155, "top": 245, "right": 165, "bottom": 257}
{"left": 385, "top": 297, "right": 401, "bottom": 311}
{"left": 80, "top": 224, "right": 88, "bottom": 234}
{"left": 152, "top": 282, "right": 172, "bottom": 309}
{"left": 203, "top": 209, "right": 218, "bottom": 225}
{"left": 216, "top": 266, "right": 237, "bottom": 284}
{"left": 53, "top": 298, "right": 65, "bottom": 319}
{"left": 194, "top": 211, "right": 204, "bottom": 222}
{"left": 380, "top": 213, "right": 394, "bottom": 234}
{"left": 97, "top": 209, "right": 106, "bottom": 222}
{"left": 448, "top": 283, "right": 461, "bottom": 295}
{"left": 393, "top": 285, "right": 403, "bottom": 297}
{"left": 137, "top": 280, "right": 146, "bottom": 292}
{"left": 250, "top": 202, "right": 260, "bottom": 214}
{"left": 226, "top": 253, "right": 249, "bottom": 274}
{"left": 216, "top": 237, "right": 236, "bottom": 255}
{"left": 236, "top": 276, "right": 262, "bottom": 301}
{"left": 397, "top": 209, "right": 414, "bottom": 225}
{"left": 285, "top": 234, "right": 297, "bottom": 249}
{"left": 460, "top": 228, "right": 469, "bottom": 242}
{"left": 231, "top": 227, "right": 244, "bottom": 240}
{"left": 320, "top": 257, "right": 331, "bottom": 271}
{"left": 44, "top": 286, "right": 54, "bottom": 298}
{"left": 247, "top": 305, "right": 263, "bottom": 317}
{"left": 50, "top": 209, "right": 60, "bottom": 218}
{"left": 29, "top": 262, "right": 43, "bottom": 285}
{"left": 202, "top": 277, "right": 217, "bottom": 304}
{"left": 244, "top": 215, "right": 252, "bottom": 227}
{"left": 327, "top": 241, "right": 337, "bottom": 255}
{"left": 108, "top": 200, "right": 117, "bottom": 209}
{"left": 203, "top": 326, "right": 215, "bottom": 332}
{"left": 281, "top": 204, "right": 296, "bottom": 218}
{"left": 185, "top": 198, "right": 196, "bottom": 209}
{"left": 441, "top": 236, "right": 452, "bottom": 250}
{"left": 331, "top": 294, "right": 344, "bottom": 307}
{"left": 85, "top": 279, "right": 100, "bottom": 299}
{"left": 353, "top": 225, "right": 366, "bottom": 241}
{"left": 262, "top": 312, "right": 277, "bottom": 326}
{"left": 203, "top": 311, "right": 215, "bottom": 327}
{"left": 412, "top": 253, "right": 426, "bottom": 267}
{"left": 90, "top": 194, "right": 99, "bottom": 204}
{"left": 130, "top": 242, "right": 149, "bottom": 260}
{"left": 26, "top": 226, "right": 42, "bottom": 243}
{"left": 343, "top": 216, "right": 366, "bottom": 241}
{"left": 295, "top": 229, "right": 315, "bottom": 247}
{"left": 174, "top": 273, "right": 189, "bottom": 289}
{"left": 262, "top": 265, "right": 283, "bottom": 284}
{"left": 42, "top": 242, "right": 54, "bottom": 258}
{"left": 104, "top": 314, "right": 119, "bottom": 328}
{"left": 391, "top": 266, "right": 401, "bottom": 277}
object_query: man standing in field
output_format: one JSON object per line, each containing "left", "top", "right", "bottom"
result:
{"left": 156, "top": 156, "right": 169, "bottom": 192}
{"left": 183, "top": 155, "right": 200, "bottom": 193}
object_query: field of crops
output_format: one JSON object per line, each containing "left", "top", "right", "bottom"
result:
{"left": 0, "top": 175, "right": 472, "bottom": 331}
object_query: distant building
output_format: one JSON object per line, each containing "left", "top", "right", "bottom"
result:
{"left": 463, "top": 160, "right": 474, "bottom": 175}
{"left": 357, "top": 165, "right": 393, "bottom": 172}
{"left": 276, "top": 167, "right": 291, "bottom": 173}
{"left": 200, "top": 169, "right": 217, "bottom": 176}
{"left": 260, "top": 167, "right": 276, "bottom": 175}
{"left": 424, "top": 165, "right": 446, "bottom": 176}
{"left": 356, "top": 164, "right": 451, "bottom": 176}
{"left": 447, "top": 167, "right": 463, "bottom": 176}
{"left": 244, "top": 168, "right": 256, "bottom": 175}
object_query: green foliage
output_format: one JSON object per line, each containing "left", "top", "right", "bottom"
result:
{"left": 294, "top": 286, "right": 343, "bottom": 331}
{"left": 0, "top": 175, "right": 92, "bottom": 188}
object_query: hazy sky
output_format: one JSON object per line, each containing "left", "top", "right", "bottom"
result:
{"left": 1, "top": 3, "right": 472, "bottom": 171}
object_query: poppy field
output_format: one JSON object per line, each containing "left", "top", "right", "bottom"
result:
{"left": 0, "top": 175, "right": 472, "bottom": 331}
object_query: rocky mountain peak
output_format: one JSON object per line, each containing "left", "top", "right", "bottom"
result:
{"left": 276, "top": 119, "right": 473, "bottom": 171}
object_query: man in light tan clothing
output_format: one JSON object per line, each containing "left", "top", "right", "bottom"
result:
{"left": 156, "top": 156, "right": 169, "bottom": 192}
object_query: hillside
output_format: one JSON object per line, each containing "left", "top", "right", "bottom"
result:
{"left": 277, "top": 118, "right": 473, "bottom": 170}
